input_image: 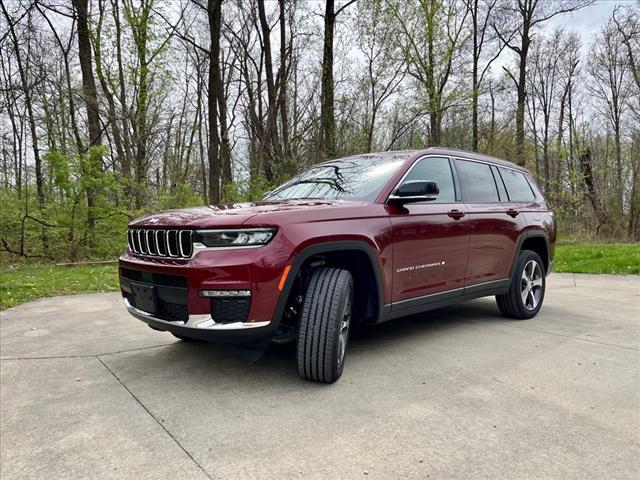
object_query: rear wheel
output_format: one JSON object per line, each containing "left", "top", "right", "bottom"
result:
{"left": 296, "top": 267, "right": 353, "bottom": 383}
{"left": 496, "top": 250, "right": 545, "bottom": 319}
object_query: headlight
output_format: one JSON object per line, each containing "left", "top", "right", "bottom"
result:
{"left": 195, "top": 228, "right": 276, "bottom": 247}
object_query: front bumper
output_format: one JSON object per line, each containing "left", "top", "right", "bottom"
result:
{"left": 124, "top": 298, "right": 276, "bottom": 344}
{"left": 119, "top": 237, "right": 292, "bottom": 344}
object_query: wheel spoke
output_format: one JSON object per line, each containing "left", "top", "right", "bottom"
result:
{"left": 530, "top": 290, "right": 538, "bottom": 309}
{"left": 532, "top": 277, "right": 543, "bottom": 287}
{"left": 527, "top": 261, "right": 535, "bottom": 280}
{"left": 521, "top": 287, "right": 530, "bottom": 305}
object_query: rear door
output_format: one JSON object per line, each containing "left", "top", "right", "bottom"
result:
{"left": 454, "top": 159, "right": 527, "bottom": 287}
{"left": 389, "top": 156, "right": 469, "bottom": 307}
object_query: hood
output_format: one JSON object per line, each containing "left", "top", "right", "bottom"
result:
{"left": 130, "top": 199, "right": 367, "bottom": 228}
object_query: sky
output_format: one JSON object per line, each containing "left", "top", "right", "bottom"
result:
{"left": 543, "top": 0, "right": 627, "bottom": 47}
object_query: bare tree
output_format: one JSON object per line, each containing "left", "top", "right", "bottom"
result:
{"left": 463, "top": 0, "right": 505, "bottom": 152}
{"left": 1, "top": 2, "right": 46, "bottom": 212}
{"left": 355, "top": 0, "right": 405, "bottom": 152}
{"left": 389, "top": 0, "right": 468, "bottom": 146}
{"left": 587, "top": 19, "right": 630, "bottom": 214}
{"left": 320, "top": 0, "right": 357, "bottom": 160}
{"left": 494, "top": 0, "right": 593, "bottom": 166}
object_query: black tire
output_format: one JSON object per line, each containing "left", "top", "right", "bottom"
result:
{"left": 496, "top": 249, "right": 546, "bottom": 319}
{"left": 296, "top": 267, "right": 353, "bottom": 383}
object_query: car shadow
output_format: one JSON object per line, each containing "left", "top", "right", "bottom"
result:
{"left": 121, "top": 298, "right": 510, "bottom": 384}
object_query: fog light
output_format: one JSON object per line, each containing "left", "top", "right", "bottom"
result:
{"left": 199, "top": 289, "right": 251, "bottom": 298}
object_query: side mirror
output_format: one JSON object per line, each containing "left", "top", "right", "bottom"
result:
{"left": 388, "top": 180, "right": 439, "bottom": 205}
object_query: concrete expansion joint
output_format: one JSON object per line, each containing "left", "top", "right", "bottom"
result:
{"left": 509, "top": 324, "right": 639, "bottom": 352}
{"left": 0, "top": 343, "right": 174, "bottom": 361}
{"left": 95, "top": 356, "right": 214, "bottom": 480}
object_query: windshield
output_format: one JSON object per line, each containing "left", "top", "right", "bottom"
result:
{"left": 264, "top": 155, "right": 407, "bottom": 201}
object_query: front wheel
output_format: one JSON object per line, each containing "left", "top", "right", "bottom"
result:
{"left": 496, "top": 250, "right": 546, "bottom": 319}
{"left": 296, "top": 267, "right": 353, "bottom": 383}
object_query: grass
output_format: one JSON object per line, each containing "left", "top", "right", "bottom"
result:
{"left": 1, "top": 264, "right": 119, "bottom": 310}
{"left": 554, "top": 243, "right": 640, "bottom": 275}
{"left": 0, "top": 242, "right": 638, "bottom": 310}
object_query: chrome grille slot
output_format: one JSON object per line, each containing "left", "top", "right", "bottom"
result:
{"left": 179, "top": 230, "right": 193, "bottom": 257}
{"left": 167, "top": 230, "right": 179, "bottom": 257}
{"left": 156, "top": 230, "right": 167, "bottom": 256}
{"left": 146, "top": 230, "right": 157, "bottom": 255}
{"left": 138, "top": 230, "right": 147, "bottom": 254}
{"left": 127, "top": 228, "right": 194, "bottom": 259}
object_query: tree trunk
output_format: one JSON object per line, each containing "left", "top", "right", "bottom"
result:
{"left": 278, "top": 0, "right": 290, "bottom": 159}
{"left": 73, "top": 0, "right": 102, "bottom": 147}
{"left": 72, "top": 0, "right": 102, "bottom": 252}
{"left": 471, "top": 0, "right": 479, "bottom": 151}
{"left": 578, "top": 148, "right": 608, "bottom": 233}
{"left": 257, "top": 0, "right": 282, "bottom": 178}
{"left": 515, "top": 26, "right": 530, "bottom": 167}
{"left": 320, "top": 0, "right": 336, "bottom": 160}
{"left": 207, "top": 0, "right": 222, "bottom": 204}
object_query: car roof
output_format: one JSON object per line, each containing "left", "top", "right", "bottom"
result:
{"left": 419, "top": 147, "right": 529, "bottom": 172}
{"left": 337, "top": 147, "right": 528, "bottom": 174}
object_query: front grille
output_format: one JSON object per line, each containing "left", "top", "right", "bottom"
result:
{"left": 127, "top": 229, "right": 193, "bottom": 258}
{"left": 211, "top": 298, "right": 251, "bottom": 323}
{"left": 120, "top": 268, "right": 187, "bottom": 288}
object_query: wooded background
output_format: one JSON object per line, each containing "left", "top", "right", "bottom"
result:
{"left": 1, "top": 0, "right": 639, "bottom": 263}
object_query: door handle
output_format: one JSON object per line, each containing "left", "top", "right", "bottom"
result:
{"left": 506, "top": 208, "right": 519, "bottom": 218}
{"left": 447, "top": 209, "right": 465, "bottom": 220}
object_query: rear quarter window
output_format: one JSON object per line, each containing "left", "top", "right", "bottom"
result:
{"left": 499, "top": 168, "right": 535, "bottom": 202}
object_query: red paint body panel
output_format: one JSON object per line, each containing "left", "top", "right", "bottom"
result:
{"left": 463, "top": 202, "right": 526, "bottom": 285}
{"left": 388, "top": 202, "right": 469, "bottom": 301}
{"left": 119, "top": 147, "right": 556, "bottom": 344}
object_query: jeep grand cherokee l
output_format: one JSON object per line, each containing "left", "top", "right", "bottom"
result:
{"left": 119, "top": 147, "right": 556, "bottom": 383}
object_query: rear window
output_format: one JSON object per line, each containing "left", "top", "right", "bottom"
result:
{"left": 499, "top": 168, "right": 535, "bottom": 202}
{"left": 455, "top": 160, "right": 499, "bottom": 202}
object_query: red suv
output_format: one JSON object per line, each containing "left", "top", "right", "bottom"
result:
{"left": 119, "top": 148, "right": 556, "bottom": 383}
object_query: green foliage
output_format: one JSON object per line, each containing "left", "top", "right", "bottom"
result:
{"left": 45, "top": 150, "right": 72, "bottom": 192}
{"left": 224, "top": 175, "right": 278, "bottom": 203}
{"left": 554, "top": 243, "right": 640, "bottom": 274}
{"left": 0, "top": 264, "right": 119, "bottom": 310}
{"left": 156, "top": 185, "right": 203, "bottom": 211}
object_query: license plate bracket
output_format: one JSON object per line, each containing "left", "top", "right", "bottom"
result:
{"left": 131, "top": 283, "right": 157, "bottom": 314}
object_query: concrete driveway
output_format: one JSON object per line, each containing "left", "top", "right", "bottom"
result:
{"left": 1, "top": 273, "right": 639, "bottom": 479}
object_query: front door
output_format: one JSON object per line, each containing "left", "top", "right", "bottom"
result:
{"left": 389, "top": 156, "right": 469, "bottom": 308}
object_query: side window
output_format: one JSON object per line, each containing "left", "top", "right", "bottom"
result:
{"left": 499, "top": 168, "right": 535, "bottom": 202}
{"left": 491, "top": 165, "right": 508, "bottom": 201}
{"left": 455, "top": 159, "right": 499, "bottom": 202}
{"left": 402, "top": 156, "right": 456, "bottom": 203}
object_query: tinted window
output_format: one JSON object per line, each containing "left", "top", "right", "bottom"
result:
{"left": 455, "top": 160, "right": 499, "bottom": 202}
{"left": 402, "top": 156, "right": 456, "bottom": 203}
{"left": 499, "top": 168, "right": 535, "bottom": 202}
{"left": 265, "top": 155, "right": 406, "bottom": 201}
